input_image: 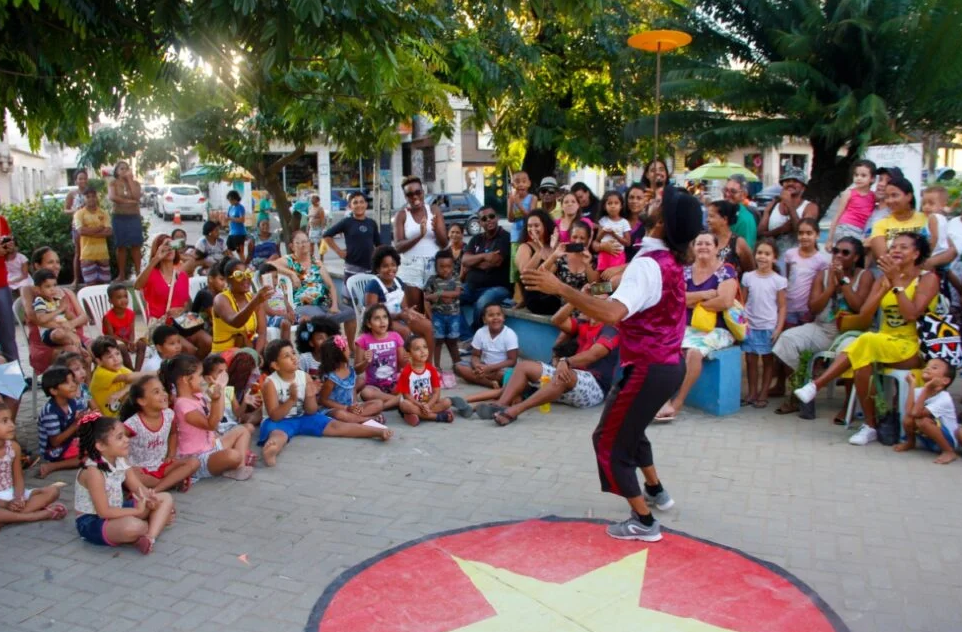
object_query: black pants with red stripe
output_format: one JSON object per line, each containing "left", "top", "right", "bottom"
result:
{"left": 592, "top": 361, "right": 685, "bottom": 498}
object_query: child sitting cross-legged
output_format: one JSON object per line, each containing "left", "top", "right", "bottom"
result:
{"left": 355, "top": 304, "right": 405, "bottom": 410}
{"left": 317, "top": 335, "right": 385, "bottom": 424}
{"left": 162, "top": 354, "right": 254, "bottom": 481}
{"left": 454, "top": 303, "right": 519, "bottom": 388}
{"left": 894, "top": 358, "right": 959, "bottom": 464}
{"left": 119, "top": 376, "right": 200, "bottom": 492}
{"left": 37, "top": 367, "right": 83, "bottom": 479}
{"left": 202, "top": 355, "right": 262, "bottom": 437}
{"left": 260, "top": 340, "right": 392, "bottom": 467}
{"left": 73, "top": 413, "right": 175, "bottom": 555}
{"left": 1, "top": 402, "right": 68, "bottom": 528}
{"left": 396, "top": 334, "right": 457, "bottom": 426}
{"left": 90, "top": 337, "right": 152, "bottom": 417}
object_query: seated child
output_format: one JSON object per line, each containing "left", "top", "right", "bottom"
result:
{"left": 397, "top": 334, "right": 454, "bottom": 426}
{"left": 73, "top": 413, "right": 175, "bottom": 554}
{"left": 202, "top": 355, "right": 262, "bottom": 437}
{"left": 894, "top": 358, "right": 959, "bottom": 464}
{"left": 103, "top": 282, "right": 146, "bottom": 370}
{"left": 296, "top": 315, "right": 341, "bottom": 379}
{"left": 37, "top": 367, "right": 83, "bottom": 479}
{"left": 32, "top": 269, "right": 81, "bottom": 348}
{"left": 140, "top": 325, "right": 183, "bottom": 373}
{"left": 260, "top": 340, "right": 391, "bottom": 467}
{"left": 90, "top": 337, "right": 151, "bottom": 416}
{"left": 317, "top": 335, "right": 385, "bottom": 424}
{"left": 191, "top": 264, "right": 228, "bottom": 336}
{"left": 1, "top": 401, "right": 67, "bottom": 527}
{"left": 454, "top": 304, "right": 519, "bottom": 388}
{"left": 53, "top": 351, "right": 99, "bottom": 415}
{"left": 424, "top": 249, "right": 462, "bottom": 373}
{"left": 162, "top": 354, "right": 253, "bottom": 481}
{"left": 355, "top": 304, "right": 405, "bottom": 410}
{"left": 258, "top": 263, "right": 295, "bottom": 341}
{"left": 120, "top": 376, "right": 200, "bottom": 492}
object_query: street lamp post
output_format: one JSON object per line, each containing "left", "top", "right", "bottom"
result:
{"left": 627, "top": 30, "right": 692, "bottom": 160}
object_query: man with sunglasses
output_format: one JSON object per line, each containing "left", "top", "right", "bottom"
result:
{"left": 723, "top": 175, "right": 757, "bottom": 249}
{"left": 538, "top": 177, "right": 562, "bottom": 219}
{"left": 459, "top": 207, "right": 512, "bottom": 339}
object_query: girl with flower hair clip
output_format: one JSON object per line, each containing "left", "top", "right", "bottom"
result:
{"left": 73, "top": 412, "right": 175, "bottom": 555}
{"left": 318, "top": 335, "right": 387, "bottom": 424}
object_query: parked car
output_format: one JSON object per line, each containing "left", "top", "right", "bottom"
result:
{"left": 752, "top": 184, "right": 782, "bottom": 210}
{"left": 391, "top": 192, "right": 486, "bottom": 235}
{"left": 141, "top": 185, "right": 161, "bottom": 208}
{"left": 41, "top": 186, "right": 77, "bottom": 204}
{"left": 156, "top": 184, "right": 207, "bottom": 221}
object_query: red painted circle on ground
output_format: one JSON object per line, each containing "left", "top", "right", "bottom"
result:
{"left": 309, "top": 518, "right": 848, "bottom": 632}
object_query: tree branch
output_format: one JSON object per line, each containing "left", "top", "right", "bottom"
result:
{"left": 266, "top": 145, "right": 306, "bottom": 178}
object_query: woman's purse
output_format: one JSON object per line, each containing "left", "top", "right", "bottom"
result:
{"left": 690, "top": 303, "right": 716, "bottom": 333}
{"left": 172, "top": 311, "right": 205, "bottom": 337}
{"left": 916, "top": 277, "right": 962, "bottom": 367}
{"left": 723, "top": 299, "right": 748, "bottom": 342}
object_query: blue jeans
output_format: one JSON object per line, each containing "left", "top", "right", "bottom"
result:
{"left": 459, "top": 283, "right": 511, "bottom": 340}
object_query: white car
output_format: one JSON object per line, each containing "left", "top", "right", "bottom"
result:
{"left": 156, "top": 185, "right": 207, "bottom": 221}
{"left": 41, "top": 186, "right": 77, "bottom": 204}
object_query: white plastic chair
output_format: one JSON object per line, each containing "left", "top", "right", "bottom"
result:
{"left": 251, "top": 271, "right": 290, "bottom": 342}
{"left": 11, "top": 298, "right": 38, "bottom": 419}
{"left": 843, "top": 367, "right": 912, "bottom": 429}
{"left": 346, "top": 273, "right": 377, "bottom": 334}
{"left": 77, "top": 284, "right": 113, "bottom": 336}
{"left": 189, "top": 276, "right": 208, "bottom": 301}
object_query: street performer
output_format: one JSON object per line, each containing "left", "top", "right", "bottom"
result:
{"left": 521, "top": 186, "right": 702, "bottom": 542}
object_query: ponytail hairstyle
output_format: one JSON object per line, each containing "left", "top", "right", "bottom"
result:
{"left": 159, "top": 354, "right": 201, "bottom": 399}
{"left": 319, "top": 336, "right": 349, "bottom": 374}
{"left": 76, "top": 413, "right": 121, "bottom": 473}
{"left": 118, "top": 375, "right": 160, "bottom": 421}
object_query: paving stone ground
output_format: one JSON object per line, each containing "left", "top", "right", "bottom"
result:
{"left": 2, "top": 239, "right": 961, "bottom": 631}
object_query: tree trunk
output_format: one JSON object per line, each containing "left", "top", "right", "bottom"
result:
{"left": 521, "top": 143, "right": 558, "bottom": 191}
{"left": 805, "top": 139, "right": 854, "bottom": 219}
{"left": 244, "top": 145, "right": 306, "bottom": 242}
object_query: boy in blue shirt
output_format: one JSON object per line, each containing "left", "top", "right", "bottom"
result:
{"left": 36, "top": 367, "right": 82, "bottom": 478}
{"left": 226, "top": 189, "right": 248, "bottom": 259}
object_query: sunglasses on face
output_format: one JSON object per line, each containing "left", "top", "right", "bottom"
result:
{"left": 404, "top": 189, "right": 424, "bottom": 198}
{"left": 480, "top": 213, "right": 497, "bottom": 221}
{"left": 832, "top": 248, "right": 853, "bottom": 256}
{"left": 230, "top": 269, "right": 254, "bottom": 281}
{"left": 723, "top": 187, "right": 740, "bottom": 195}
{"left": 540, "top": 188, "right": 557, "bottom": 194}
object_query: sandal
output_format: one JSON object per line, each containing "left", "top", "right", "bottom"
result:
{"left": 775, "top": 401, "right": 799, "bottom": 415}
{"left": 476, "top": 404, "right": 504, "bottom": 420}
{"left": 45, "top": 502, "right": 67, "bottom": 520}
{"left": 493, "top": 410, "right": 517, "bottom": 426}
{"left": 244, "top": 451, "right": 258, "bottom": 467}
{"left": 178, "top": 476, "right": 192, "bottom": 493}
{"left": 740, "top": 398, "right": 756, "bottom": 407}
{"left": 833, "top": 415, "right": 847, "bottom": 426}
{"left": 450, "top": 396, "right": 474, "bottom": 419}
{"left": 652, "top": 413, "right": 675, "bottom": 423}
{"left": 752, "top": 399, "right": 769, "bottom": 409}
{"left": 435, "top": 411, "right": 454, "bottom": 423}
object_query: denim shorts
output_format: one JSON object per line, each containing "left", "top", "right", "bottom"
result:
{"left": 432, "top": 312, "right": 460, "bottom": 340}
{"left": 257, "top": 412, "right": 331, "bottom": 446}
{"left": 76, "top": 499, "right": 136, "bottom": 546}
{"left": 742, "top": 328, "right": 773, "bottom": 355}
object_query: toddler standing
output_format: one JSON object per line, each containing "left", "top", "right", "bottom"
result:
{"left": 424, "top": 249, "right": 462, "bottom": 372}
{"left": 1, "top": 402, "right": 67, "bottom": 527}
{"left": 5, "top": 240, "right": 30, "bottom": 292}
{"left": 593, "top": 191, "right": 631, "bottom": 271}
{"left": 783, "top": 219, "right": 828, "bottom": 326}
{"left": 741, "top": 239, "right": 787, "bottom": 408}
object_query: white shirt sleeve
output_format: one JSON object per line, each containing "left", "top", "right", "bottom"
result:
{"left": 610, "top": 256, "right": 663, "bottom": 320}
{"left": 946, "top": 217, "right": 962, "bottom": 255}
{"left": 503, "top": 327, "right": 519, "bottom": 351}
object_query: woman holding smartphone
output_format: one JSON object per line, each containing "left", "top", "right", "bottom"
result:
{"left": 541, "top": 219, "right": 598, "bottom": 292}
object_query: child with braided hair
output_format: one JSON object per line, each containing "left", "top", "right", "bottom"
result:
{"left": 74, "top": 413, "right": 175, "bottom": 554}
{"left": 317, "top": 335, "right": 386, "bottom": 424}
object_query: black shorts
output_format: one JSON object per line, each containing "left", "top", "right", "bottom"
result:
{"left": 226, "top": 235, "right": 247, "bottom": 251}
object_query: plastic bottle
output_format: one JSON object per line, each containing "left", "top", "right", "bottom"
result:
{"left": 539, "top": 375, "right": 552, "bottom": 413}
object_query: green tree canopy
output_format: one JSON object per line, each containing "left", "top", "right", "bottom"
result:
{"left": 643, "top": 0, "right": 962, "bottom": 210}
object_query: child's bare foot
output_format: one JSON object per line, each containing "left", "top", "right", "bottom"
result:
{"left": 135, "top": 535, "right": 155, "bottom": 555}
{"left": 167, "top": 506, "right": 177, "bottom": 526}
{"left": 223, "top": 465, "right": 253, "bottom": 480}
{"left": 403, "top": 413, "right": 420, "bottom": 427}
{"left": 261, "top": 441, "right": 281, "bottom": 467}
{"left": 934, "top": 452, "right": 958, "bottom": 464}
{"left": 44, "top": 503, "right": 67, "bottom": 520}
{"left": 378, "top": 428, "right": 394, "bottom": 441}
{"left": 893, "top": 442, "right": 914, "bottom": 452}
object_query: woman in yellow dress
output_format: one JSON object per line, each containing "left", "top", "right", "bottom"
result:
{"left": 794, "top": 232, "right": 939, "bottom": 446}
{"left": 212, "top": 259, "right": 272, "bottom": 355}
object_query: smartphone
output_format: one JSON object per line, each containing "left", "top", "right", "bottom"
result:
{"left": 170, "top": 238, "right": 185, "bottom": 250}
{"left": 590, "top": 281, "right": 612, "bottom": 295}
{"left": 565, "top": 243, "right": 585, "bottom": 253}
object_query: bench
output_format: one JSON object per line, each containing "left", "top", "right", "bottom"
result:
{"left": 684, "top": 345, "right": 742, "bottom": 416}
{"left": 504, "top": 308, "right": 557, "bottom": 363}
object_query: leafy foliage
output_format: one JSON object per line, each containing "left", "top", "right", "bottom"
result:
{"left": 646, "top": 0, "right": 962, "bottom": 211}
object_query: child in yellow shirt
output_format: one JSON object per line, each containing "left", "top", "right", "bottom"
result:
{"left": 90, "top": 337, "right": 150, "bottom": 415}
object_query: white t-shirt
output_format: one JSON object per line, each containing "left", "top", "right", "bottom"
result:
{"left": 611, "top": 238, "right": 666, "bottom": 319}
{"left": 141, "top": 347, "right": 162, "bottom": 373}
{"left": 929, "top": 213, "right": 950, "bottom": 257}
{"left": 598, "top": 216, "right": 631, "bottom": 250}
{"left": 742, "top": 270, "right": 788, "bottom": 330}
{"left": 471, "top": 326, "right": 519, "bottom": 365}
{"left": 266, "top": 370, "right": 308, "bottom": 418}
{"left": 914, "top": 388, "right": 958, "bottom": 435}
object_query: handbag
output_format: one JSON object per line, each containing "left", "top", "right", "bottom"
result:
{"left": 723, "top": 299, "right": 747, "bottom": 342}
{"left": 690, "top": 303, "right": 716, "bottom": 333}
{"left": 916, "top": 280, "right": 962, "bottom": 367}
{"left": 172, "top": 311, "right": 205, "bottom": 336}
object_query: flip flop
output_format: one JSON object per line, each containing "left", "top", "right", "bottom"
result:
{"left": 476, "top": 404, "right": 503, "bottom": 420}
{"left": 740, "top": 398, "right": 755, "bottom": 407}
{"left": 833, "top": 416, "right": 846, "bottom": 426}
{"left": 45, "top": 502, "right": 67, "bottom": 520}
{"left": 450, "top": 396, "right": 474, "bottom": 419}
{"left": 652, "top": 414, "right": 675, "bottom": 423}
{"left": 753, "top": 399, "right": 769, "bottom": 409}
{"left": 493, "top": 410, "right": 517, "bottom": 426}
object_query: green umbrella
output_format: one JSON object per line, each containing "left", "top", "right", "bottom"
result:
{"left": 685, "top": 162, "right": 760, "bottom": 182}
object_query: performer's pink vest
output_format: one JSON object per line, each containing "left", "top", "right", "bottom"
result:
{"left": 618, "top": 249, "right": 685, "bottom": 366}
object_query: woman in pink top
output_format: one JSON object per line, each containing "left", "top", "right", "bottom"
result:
{"left": 134, "top": 234, "right": 211, "bottom": 359}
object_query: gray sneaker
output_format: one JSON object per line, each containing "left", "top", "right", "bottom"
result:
{"left": 605, "top": 516, "right": 662, "bottom": 542}
{"left": 643, "top": 488, "right": 675, "bottom": 511}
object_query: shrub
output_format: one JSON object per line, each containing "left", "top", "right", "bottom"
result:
{"left": 2, "top": 199, "right": 149, "bottom": 284}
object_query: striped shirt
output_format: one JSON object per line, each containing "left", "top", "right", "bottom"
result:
{"left": 38, "top": 398, "right": 81, "bottom": 460}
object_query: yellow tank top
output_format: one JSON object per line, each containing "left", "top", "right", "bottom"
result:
{"left": 211, "top": 290, "right": 258, "bottom": 352}
{"left": 878, "top": 274, "right": 935, "bottom": 339}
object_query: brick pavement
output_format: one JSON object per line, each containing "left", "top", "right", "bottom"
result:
{"left": 2, "top": 333, "right": 962, "bottom": 631}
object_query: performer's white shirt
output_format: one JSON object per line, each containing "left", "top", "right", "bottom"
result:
{"left": 610, "top": 237, "right": 667, "bottom": 320}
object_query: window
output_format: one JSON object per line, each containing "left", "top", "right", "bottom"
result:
{"left": 477, "top": 125, "right": 494, "bottom": 151}
{"left": 779, "top": 154, "right": 808, "bottom": 179}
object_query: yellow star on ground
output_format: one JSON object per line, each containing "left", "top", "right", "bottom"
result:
{"left": 450, "top": 549, "right": 740, "bottom": 632}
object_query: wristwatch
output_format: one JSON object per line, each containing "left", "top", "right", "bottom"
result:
{"left": 893, "top": 286, "right": 905, "bottom": 295}
{"left": 840, "top": 276, "right": 851, "bottom": 286}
